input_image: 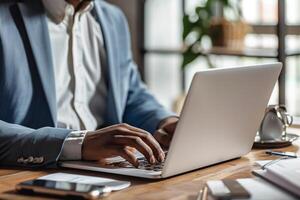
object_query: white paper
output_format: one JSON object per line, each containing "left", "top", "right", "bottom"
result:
{"left": 38, "top": 173, "right": 130, "bottom": 191}
{"left": 207, "top": 178, "right": 297, "bottom": 200}
{"left": 236, "top": 178, "right": 297, "bottom": 200}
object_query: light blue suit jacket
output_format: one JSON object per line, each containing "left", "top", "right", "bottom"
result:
{"left": 0, "top": 0, "right": 172, "bottom": 168}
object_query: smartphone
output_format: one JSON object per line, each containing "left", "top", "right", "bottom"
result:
{"left": 207, "top": 180, "right": 251, "bottom": 200}
{"left": 16, "top": 179, "right": 112, "bottom": 199}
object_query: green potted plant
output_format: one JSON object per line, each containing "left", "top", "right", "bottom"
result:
{"left": 174, "top": 0, "right": 246, "bottom": 113}
{"left": 182, "top": 0, "right": 244, "bottom": 69}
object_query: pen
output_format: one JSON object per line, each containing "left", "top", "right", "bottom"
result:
{"left": 197, "top": 185, "right": 208, "bottom": 200}
{"left": 265, "top": 150, "right": 297, "bottom": 158}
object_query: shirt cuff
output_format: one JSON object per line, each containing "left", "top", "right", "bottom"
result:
{"left": 59, "top": 130, "right": 88, "bottom": 161}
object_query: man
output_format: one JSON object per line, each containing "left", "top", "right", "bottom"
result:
{"left": 0, "top": 0, "right": 178, "bottom": 168}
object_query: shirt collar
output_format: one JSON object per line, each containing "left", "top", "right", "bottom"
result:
{"left": 42, "top": 0, "right": 94, "bottom": 24}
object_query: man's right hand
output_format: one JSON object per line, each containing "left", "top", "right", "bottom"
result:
{"left": 82, "top": 124, "right": 165, "bottom": 168}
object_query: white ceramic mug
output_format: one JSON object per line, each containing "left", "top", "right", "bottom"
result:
{"left": 259, "top": 105, "right": 293, "bottom": 141}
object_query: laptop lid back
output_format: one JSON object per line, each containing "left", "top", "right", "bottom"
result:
{"left": 162, "top": 63, "right": 282, "bottom": 178}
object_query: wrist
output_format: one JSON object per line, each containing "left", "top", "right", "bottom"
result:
{"left": 81, "top": 130, "right": 98, "bottom": 161}
{"left": 158, "top": 116, "right": 179, "bottom": 130}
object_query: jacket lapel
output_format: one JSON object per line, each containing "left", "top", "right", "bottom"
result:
{"left": 93, "top": 2, "right": 122, "bottom": 123}
{"left": 14, "top": 0, "right": 122, "bottom": 126}
{"left": 17, "top": 0, "right": 57, "bottom": 124}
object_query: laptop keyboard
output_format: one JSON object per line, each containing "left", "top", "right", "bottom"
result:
{"left": 107, "top": 152, "right": 167, "bottom": 171}
{"left": 137, "top": 156, "right": 165, "bottom": 171}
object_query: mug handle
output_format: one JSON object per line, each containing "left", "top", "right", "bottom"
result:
{"left": 286, "top": 114, "right": 293, "bottom": 126}
{"left": 277, "top": 105, "right": 293, "bottom": 126}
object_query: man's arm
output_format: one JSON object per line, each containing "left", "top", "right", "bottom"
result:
{"left": 122, "top": 61, "right": 174, "bottom": 134}
{"left": 0, "top": 120, "right": 71, "bottom": 168}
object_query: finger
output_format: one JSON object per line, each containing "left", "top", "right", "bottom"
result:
{"left": 101, "top": 145, "right": 138, "bottom": 167}
{"left": 96, "top": 123, "right": 146, "bottom": 136}
{"left": 139, "top": 133, "right": 165, "bottom": 162}
{"left": 119, "top": 123, "right": 150, "bottom": 135}
{"left": 118, "top": 146, "right": 139, "bottom": 168}
{"left": 113, "top": 135, "right": 156, "bottom": 164}
{"left": 113, "top": 126, "right": 165, "bottom": 162}
{"left": 119, "top": 124, "right": 165, "bottom": 147}
{"left": 126, "top": 146, "right": 137, "bottom": 153}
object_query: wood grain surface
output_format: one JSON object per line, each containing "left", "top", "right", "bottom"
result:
{"left": 1, "top": 128, "right": 299, "bottom": 200}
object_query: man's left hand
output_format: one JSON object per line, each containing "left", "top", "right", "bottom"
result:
{"left": 154, "top": 117, "right": 179, "bottom": 148}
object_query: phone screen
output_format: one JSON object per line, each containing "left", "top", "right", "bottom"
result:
{"left": 20, "top": 179, "right": 104, "bottom": 193}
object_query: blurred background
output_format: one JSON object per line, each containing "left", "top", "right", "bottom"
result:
{"left": 107, "top": 0, "right": 300, "bottom": 124}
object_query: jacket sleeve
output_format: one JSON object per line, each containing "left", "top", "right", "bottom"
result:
{"left": 0, "top": 29, "right": 71, "bottom": 168}
{"left": 122, "top": 62, "right": 174, "bottom": 134}
{"left": 116, "top": 9, "right": 175, "bottom": 134}
{"left": 0, "top": 120, "right": 71, "bottom": 168}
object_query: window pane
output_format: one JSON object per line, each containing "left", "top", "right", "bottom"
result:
{"left": 185, "top": 0, "right": 202, "bottom": 14}
{"left": 287, "top": 35, "right": 300, "bottom": 52}
{"left": 245, "top": 34, "right": 277, "bottom": 49}
{"left": 145, "top": 54, "right": 182, "bottom": 110}
{"left": 286, "top": 57, "right": 300, "bottom": 116}
{"left": 241, "top": 0, "right": 277, "bottom": 24}
{"left": 287, "top": 0, "right": 300, "bottom": 24}
{"left": 145, "top": 0, "right": 182, "bottom": 50}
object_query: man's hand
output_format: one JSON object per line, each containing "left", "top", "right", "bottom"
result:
{"left": 82, "top": 124, "right": 165, "bottom": 168}
{"left": 154, "top": 117, "right": 179, "bottom": 148}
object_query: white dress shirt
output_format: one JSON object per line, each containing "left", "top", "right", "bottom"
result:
{"left": 42, "top": 0, "right": 108, "bottom": 160}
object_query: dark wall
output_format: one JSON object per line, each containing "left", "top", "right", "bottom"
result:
{"left": 106, "top": 0, "right": 145, "bottom": 78}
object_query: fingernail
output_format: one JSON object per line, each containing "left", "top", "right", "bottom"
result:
{"left": 150, "top": 156, "right": 156, "bottom": 164}
{"left": 135, "top": 161, "right": 139, "bottom": 168}
{"left": 159, "top": 152, "right": 165, "bottom": 162}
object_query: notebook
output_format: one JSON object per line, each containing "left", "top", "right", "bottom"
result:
{"left": 253, "top": 158, "right": 300, "bottom": 197}
{"left": 206, "top": 178, "right": 297, "bottom": 200}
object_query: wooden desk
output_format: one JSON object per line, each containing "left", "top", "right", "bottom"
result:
{"left": 1, "top": 129, "right": 299, "bottom": 200}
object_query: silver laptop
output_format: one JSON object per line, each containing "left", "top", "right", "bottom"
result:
{"left": 60, "top": 63, "right": 282, "bottom": 179}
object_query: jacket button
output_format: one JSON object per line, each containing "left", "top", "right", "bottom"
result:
{"left": 33, "top": 157, "right": 44, "bottom": 164}
{"left": 27, "top": 156, "right": 34, "bottom": 163}
{"left": 17, "top": 157, "right": 24, "bottom": 163}
{"left": 38, "top": 157, "right": 44, "bottom": 163}
{"left": 23, "top": 158, "right": 29, "bottom": 164}
{"left": 33, "top": 157, "right": 39, "bottom": 164}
